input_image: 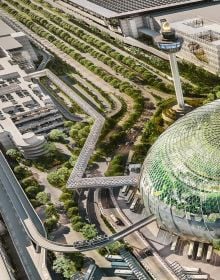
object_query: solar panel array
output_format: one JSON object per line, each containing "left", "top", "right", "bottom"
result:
{"left": 88, "top": 0, "right": 194, "bottom": 13}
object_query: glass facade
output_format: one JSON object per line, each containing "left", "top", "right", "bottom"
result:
{"left": 140, "top": 100, "right": 220, "bottom": 242}
{"left": 158, "top": 42, "right": 182, "bottom": 52}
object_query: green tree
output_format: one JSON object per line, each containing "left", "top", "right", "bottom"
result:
{"left": 71, "top": 215, "right": 83, "bottom": 225}
{"left": 47, "top": 167, "right": 70, "bottom": 187}
{"left": 105, "top": 154, "right": 127, "bottom": 176}
{"left": 14, "top": 165, "right": 31, "bottom": 179}
{"left": 213, "top": 239, "right": 220, "bottom": 250}
{"left": 67, "top": 207, "right": 78, "bottom": 218}
{"left": 30, "top": 199, "right": 41, "bottom": 208}
{"left": 72, "top": 221, "right": 84, "bottom": 232}
{"left": 49, "top": 129, "right": 67, "bottom": 142}
{"left": 80, "top": 224, "right": 98, "bottom": 240}
{"left": 45, "top": 142, "right": 57, "bottom": 157}
{"left": 59, "top": 192, "right": 73, "bottom": 202}
{"left": 25, "top": 185, "right": 41, "bottom": 199}
{"left": 63, "top": 200, "right": 75, "bottom": 210}
{"left": 36, "top": 192, "right": 50, "bottom": 205}
{"left": 45, "top": 204, "right": 59, "bottom": 219}
{"left": 22, "top": 177, "right": 39, "bottom": 188}
{"left": 64, "top": 121, "right": 75, "bottom": 128}
{"left": 6, "top": 149, "right": 22, "bottom": 161}
{"left": 69, "top": 154, "right": 78, "bottom": 167}
{"left": 107, "top": 241, "right": 125, "bottom": 254}
{"left": 53, "top": 256, "right": 77, "bottom": 279}
{"left": 45, "top": 216, "right": 58, "bottom": 232}
{"left": 65, "top": 253, "right": 84, "bottom": 270}
{"left": 47, "top": 172, "right": 63, "bottom": 187}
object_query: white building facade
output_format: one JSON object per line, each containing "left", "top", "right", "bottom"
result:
{"left": 0, "top": 21, "right": 64, "bottom": 159}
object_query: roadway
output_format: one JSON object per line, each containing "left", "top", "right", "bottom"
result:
{"left": 0, "top": 65, "right": 177, "bottom": 278}
{"left": 0, "top": 154, "right": 50, "bottom": 280}
{"left": 0, "top": 156, "right": 155, "bottom": 253}
{"left": 23, "top": 69, "right": 177, "bottom": 279}
{"left": 104, "top": 189, "right": 178, "bottom": 280}
{"left": 0, "top": 10, "right": 177, "bottom": 279}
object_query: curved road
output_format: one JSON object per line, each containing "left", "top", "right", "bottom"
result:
{"left": 0, "top": 155, "right": 154, "bottom": 253}
{"left": 0, "top": 8, "right": 179, "bottom": 280}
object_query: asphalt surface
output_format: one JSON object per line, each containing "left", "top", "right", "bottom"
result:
{"left": 0, "top": 155, "right": 47, "bottom": 280}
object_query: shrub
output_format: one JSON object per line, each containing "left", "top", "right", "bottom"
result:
{"left": 72, "top": 221, "right": 85, "bottom": 231}
{"left": 25, "top": 185, "right": 42, "bottom": 199}
{"left": 67, "top": 207, "right": 78, "bottom": 218}
{"left": 14, "top": 165, "right": 31, "bottom": 179}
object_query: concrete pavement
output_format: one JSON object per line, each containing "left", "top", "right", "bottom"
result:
{"left": 0, "top": 150, "right": 153, "bottom": 253}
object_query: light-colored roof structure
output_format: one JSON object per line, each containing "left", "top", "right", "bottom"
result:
{"left": 154, "top": 2, "right": 220, "bottom": 24}
{"left": 0, "top": 36, "right": 22, "bottom": 50}
{"left": 64, "top": 0, "right": 205, "bottom": 18}
{"left": 65, "top": 0, "right": 118, "bottom": 17}
{"left": 0, "top": 19, "right": 15, "bottom": 37}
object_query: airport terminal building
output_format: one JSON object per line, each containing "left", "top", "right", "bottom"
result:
{"left": 61, "top": 0, "right": 207, "bottom": 35}
{"left": 61, "top": 0, "right": 220, "bottom": 73}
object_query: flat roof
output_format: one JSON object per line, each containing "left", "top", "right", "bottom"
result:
{"left": 0, "top": 36, "right": 22, "bottom": 51}
{"left": 0, "top": 19, "right": 15, "bottom": 37}
{"left": 154, "top": 2, "right": 220, "bottom": 24}
{"left": 64, "top": 0, "right": 118, "bottom": 17}
{"left": 168, "top": 18, "right": 220, "bottom": 47}
{"left": 64, "top": 0, "right": 205, "bottom": 18}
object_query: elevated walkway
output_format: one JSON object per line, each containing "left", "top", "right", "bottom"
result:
{"left": 25, "top": 69, "right": 139, "bottom": 189}
{"left": 0, "top": 153, "right": 154, "bottom": 252}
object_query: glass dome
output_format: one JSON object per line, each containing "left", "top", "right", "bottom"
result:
{"left": 139, "top": 100, "right": 220, "bottom": 242}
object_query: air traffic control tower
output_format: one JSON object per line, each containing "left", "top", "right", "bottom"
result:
{"left": 155, "top": 20, "right": 185, "bottom": 110}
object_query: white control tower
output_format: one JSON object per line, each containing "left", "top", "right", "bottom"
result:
{"left": 154, "top": 20, "right": 185, "bottom": 110}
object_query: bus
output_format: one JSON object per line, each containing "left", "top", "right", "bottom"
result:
{"left": 130, "top": 196, "right": 139, "bottom": 211}
{"left": 196, "top": 243, "right": 204, "bottom": 260}
{"left": 111, "top": 262, "right": 129, "bottom": 269}
{"left": 110, "top": 213, "right": 120, "bottom": 225}
{"left": 127, "top": 192, "right": 135, "bottom": 204}
{"left": 170, "top": 236, "right": 178, "bottom": 252}
{"left": 187, "top": 241, "right": 194, "bottom": 259}
{"left": 125, "top": 190, "right": 134, "bottom": 204}
{"left": 190, "top": 275, "right": 208, "bottom": 280}
{"left": 105, "top": 254, "right": 123, "bottom": 262}
{"left": 121, "top": 185, "right": 129, "bottom": 196}
{"left": 206, "top": 245, "right": 213, "bottom": 262}
{"left": 183, "top": 267, "right": 200, "bottom": 273}
{"left": 114, "top": 269, "right": 133, "bottom": 277}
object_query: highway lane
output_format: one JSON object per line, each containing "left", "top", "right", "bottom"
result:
{"left": 86, "top": 189, "right": 104, "bottom": 233}
{"left": 0, "top": 175, "right": 44, "bottom": 280}
{"left": 0, "top": 151, "right": 154, "bottom": 252}
{"left": 0, "top": 153, "right": 46, "bottom": 237}
{"left": 0, "top": 65, "right": 177, "bottom": 277}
